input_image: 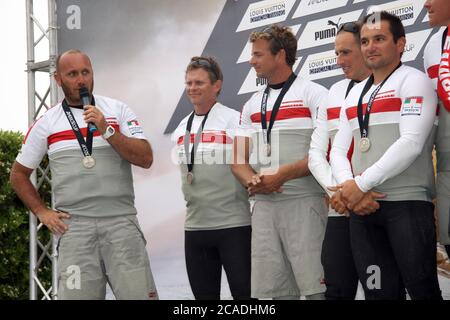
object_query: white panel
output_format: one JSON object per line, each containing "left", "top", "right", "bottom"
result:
{"left": 365, "top": 0, "right": 425, "bottom": 26}
{"left": 402, "top": 29, "right": 433, "bottom": 62}
{"left": 298, "top": 50, "right": 343, "bottom": 81}
{"left": 236, "top": 0, "right": 297, "bottom": 32}
{"left": 297, "top": 10, "right": 364, "bottom": 50}
{"left": 293, "top": 0, "right": 349, "bottom": 18}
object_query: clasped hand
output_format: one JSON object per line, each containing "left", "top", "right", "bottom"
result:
{"left": 246, "top": 172, "right": 283, "bottom": 195}
{"left": 328, "top": 179, "right": 385, "bottom": 216}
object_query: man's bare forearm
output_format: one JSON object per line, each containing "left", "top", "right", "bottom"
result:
{"left": 231, "top": 135, "right": 254, "bottom": 187}
{"left": 107, "top": 133, "right": 153, "bottom": 168}
{"left": 231, "top": 163, "right": 255, "bottom": 187}
{"left": 10, "top": 161, "right": 71, "bottom": 234}
{"left": 276, "top": 156, "right": 310, "bottom": 182}
{"left": 10, "top": 162, "right": 47, "bottom": 215}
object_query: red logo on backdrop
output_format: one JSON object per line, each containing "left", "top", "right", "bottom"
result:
{"left": 438, "top": 28, "right": 450, "bottom": 112}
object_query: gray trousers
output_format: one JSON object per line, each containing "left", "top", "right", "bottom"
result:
{"left": 251, "top": 196, "right": 327, "bottom": 298}
{"left": 57, "top": 215, "right": 158, "bottom": 300}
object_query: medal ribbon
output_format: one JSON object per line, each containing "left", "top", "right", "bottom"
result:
{"left": 345, "top": 80, "right": 356, "bottom": 99}
{"left": 61, "top": 98, "right": 95, "bottom": 158}
{"left": 184, "top": 107, "right": 212, "bottom": 175}
{"left": 357, "top": 63, "right": 402, "bottom": 139}
{"left": 260, "top": 73, "right": 297, "bottom": 147}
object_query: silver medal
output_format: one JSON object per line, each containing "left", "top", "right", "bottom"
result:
{"left": 263, "top": 144, "right": 271, "bottom": 157}
{"left": 82, "top": 155, "right": 96, "bottom": 169}
{"left": 186, "top": 172, "right": 194, "bottom": 184}
{"left": 359, "top": 137, "right": 371, "bottom": 153}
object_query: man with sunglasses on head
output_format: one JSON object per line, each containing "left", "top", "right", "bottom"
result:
{"left": 9, "top": 49, "right": 158, "bottom": 300}
{"left": 172, "top": 56, "right": 252, "bottom": 300}
{"left": 330, "top": 11, "right": 441, "bottom": 299}
{"left": 309, "top": 21, "right": 376, "bottom": 300}
{"left": 232, "top": 24, "right": 328, "bottom": 300}
{"left": 423, "top": 0, "right": 450, "bottom": 268}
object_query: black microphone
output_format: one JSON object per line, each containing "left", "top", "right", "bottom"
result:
{"left": 79, "top": 87, "right": 97, "bottom": 133}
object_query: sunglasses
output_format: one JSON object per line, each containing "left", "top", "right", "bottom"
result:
{"left": 189, "top": 59, "right": 218, "bottom": 80}
{"left": 258, "top": 26, "right": 285, "bottom": 49}
{"left": 337, "top": 22, "right": 360, "bottom": 34}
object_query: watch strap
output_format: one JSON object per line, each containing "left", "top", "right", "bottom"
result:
{"left": 102, "top": 125, "right": 115, "bottom": 139}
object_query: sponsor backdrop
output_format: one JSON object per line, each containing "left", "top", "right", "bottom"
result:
{"left": 167, "top": 0, "right": 434, "bottom": 132}
{"left": 55, "top": 0, "right": 437, "bottom": 298}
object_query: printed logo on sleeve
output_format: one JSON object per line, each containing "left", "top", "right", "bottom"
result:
{"left": 127, "top": 120, "right": 144, "bottom": 135}
{"left": 401, "top": 96, "right": 423, "bottom": 116}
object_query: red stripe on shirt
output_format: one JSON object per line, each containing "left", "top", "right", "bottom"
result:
{"left": 47, "top": 124, "right": 120, "bottom": 146}
{"left": 345, "top": 97, "right": 402, "bottom": 120}
{"left": 106, "top": 117, "right": 119, "bottom": 124}
{"left": 327, "top": 107, "right": 341, "bottom": 121}
{"left": 326, "top": 137, "right": 354, "bottom": 162}
{"left": 23, "top": 116, "right": 44, "bottom": 144}
{"left": 177, "top": 131, "right": 233, "bottom": 145}
{"left": 250, "top": 107, "right": 311, "bottom": 123}
{"left": 427, "top": 64, "right": 439, "bottom": 80}
{"left": 348, "top": 138, "right": 354, "bottom": 161}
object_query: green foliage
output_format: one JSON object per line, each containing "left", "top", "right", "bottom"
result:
{"left": 0, "top": 130, "right": 51, "bottom": 299}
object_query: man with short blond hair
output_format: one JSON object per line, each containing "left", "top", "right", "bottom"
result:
{"left": 172, "top": 56, "right": 252, "bottom": 300}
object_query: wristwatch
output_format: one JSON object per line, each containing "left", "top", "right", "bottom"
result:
{"left": 102, "top": 125, "right": 116, "bottom": 140}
